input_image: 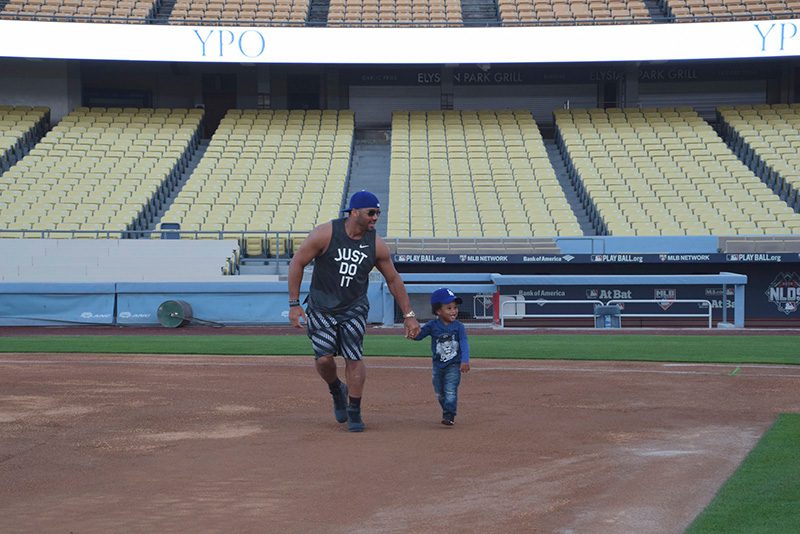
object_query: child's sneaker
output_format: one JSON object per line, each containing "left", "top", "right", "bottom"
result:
{"left": 347, "top": 406, "right": 365, "bottom": 432}
{"left": 441, "top": 413, "right": 455, "bottom": 426}
{"left": 331, "top": 383, "right": 348, "bottom": 423}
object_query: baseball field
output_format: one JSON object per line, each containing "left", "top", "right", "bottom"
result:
{"left": 1, "top": 327, "right": 798, "bottom": 533}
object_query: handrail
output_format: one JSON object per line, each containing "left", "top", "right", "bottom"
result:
{"left": 500, "top": 299, "right": 603, "bottom": 327}
{"left": 499, "top": 298, "right": 714, "bottom": 328}
{"left": 607, "top": 299, "right": 713, "bottom": 328}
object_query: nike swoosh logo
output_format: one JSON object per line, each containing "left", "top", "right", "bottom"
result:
{"left": 359, "top": 244, "right": 369, "bottom": 249}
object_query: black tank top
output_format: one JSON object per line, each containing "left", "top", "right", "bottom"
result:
{"left": 307, "top": 218, "right": 377, "bottom": 315}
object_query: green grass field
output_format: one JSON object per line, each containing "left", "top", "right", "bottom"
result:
{"left": 686, "top": 414, "right": 800, "bottom": 534}
{"left": 0, "top": 334, "right": 798, "bottom": 365}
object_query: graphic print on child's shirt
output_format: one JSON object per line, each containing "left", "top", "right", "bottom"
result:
{"left": 435, "top": 333, "right": 459, "bottom": 363}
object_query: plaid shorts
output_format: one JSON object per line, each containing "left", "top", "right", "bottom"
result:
{"left": 305, "top": 305, "right": 368, "bottom": 361}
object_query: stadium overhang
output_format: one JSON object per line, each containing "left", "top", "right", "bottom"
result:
{"left": 1, "top": 19, "right": 800, "bottom": 64}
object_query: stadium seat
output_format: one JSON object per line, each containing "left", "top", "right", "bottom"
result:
{"left": 0, "top": 105, "right": 50, "bottom": 173}
{"left": 718, "top": 103, "right": 800, "bottom": 215}
{"left": 169, "top": 0, "right": 309, "bottom": 25}
{"left": 0, "top": 0, "right": 157, "bottom": 22}
{"left": 556, "top": 106, "right": 800, "bottom": 236}
{"left": 327, "top": 0, "right": 462, "bottom": 26}
{"left": 0, "top": 107, "right": 203, "bottom": 238}
{"left": 388, "top": 110, "right": 582, "bottom": 238}
{"left": 664, "top": 0, "right": 798, "bottom": 22}
{"left": 158, "top": 109, "right": 353, "bottom": 257}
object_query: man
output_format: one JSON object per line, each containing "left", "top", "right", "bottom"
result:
{"left": 288, "top": 190, "right": 420, "bottom": 432}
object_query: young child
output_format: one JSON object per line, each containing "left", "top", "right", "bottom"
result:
{"left": 414, "top": 287, "right": 470, "bottom": 426}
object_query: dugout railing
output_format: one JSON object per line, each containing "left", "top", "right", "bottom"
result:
{"left": 491, "top": 273, "right": 747, "bottom": 328}
{"left": 498, "top": 299, "right": 604, "bottom": 327}
{"left": 499, "top": 298, "right": 714, "bottom": 328}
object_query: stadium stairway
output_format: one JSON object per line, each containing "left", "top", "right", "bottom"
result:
{"left": 153, "top": 0, "right": 177, "bottom": 22}
{"left": 644, "top": 0, "right": 669, "bottom": 21}
{"left": 151, "top": 138, "right": 288, "bottom": 276}
{"left": 307, "top": 0, "right": 331, "bottom": 25}
{"left": 543, "top": 138, "right": 595, "bottom": 235}
{"left": 345, "top": 129, "right": 391, "bottom": 236}
{"left": 461, "top": 0, "right": 500, "bottom": 25}
{"left": 151, "top": 138, "right": 210, "bottom": 232}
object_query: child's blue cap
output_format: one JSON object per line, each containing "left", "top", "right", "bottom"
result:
{"left": 431, "top": 287, "right": 462, "bottom": 306}
{"left": 343, "top": 190, "right": 380, "bottom": 212}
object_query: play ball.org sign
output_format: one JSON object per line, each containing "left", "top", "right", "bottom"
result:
{"left": 765, "top": 272, "right": 800, "bottom": 315}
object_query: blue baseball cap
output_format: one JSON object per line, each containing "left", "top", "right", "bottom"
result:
{"left": 343, "top": 190, "right": 380, "bottom": 212}
{"left": 431, "top": 287, "right": 462, "bottom": 306}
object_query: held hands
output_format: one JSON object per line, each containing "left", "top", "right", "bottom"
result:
{"left": 289, "top": 305, "right": 307, "bottom": 328}
{"left": 403, "top": 317, "right": 420, "bottom": 339}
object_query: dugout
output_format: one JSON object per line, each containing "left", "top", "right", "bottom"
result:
{"left": 395, "top": 260, "right": 794, "bottom": 327}
{"left": 387, "top": 272, "right": 748, "bottom": 328}
{"left": 390, "top": 235, "right": 799, "bottom": 328}
{"left": 396, "top": 253, "right": 800, "bottom": 328}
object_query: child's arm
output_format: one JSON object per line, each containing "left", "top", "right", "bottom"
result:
{"left": 459, "top": 323, "right": 470, "bottom": 373}
{"left": 413, "top": 321, "right": 431, "bottom": 341}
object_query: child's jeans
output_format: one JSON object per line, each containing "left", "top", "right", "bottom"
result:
{"left": 432, "top": 362, "right": 461, "bottom": 416}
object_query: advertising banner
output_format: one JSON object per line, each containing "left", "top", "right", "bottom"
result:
{"left": 2, "top": 19, "right": 800, "bottom": 64}
{"left": 0, "top": 283, "right": 116, "bottom": 326}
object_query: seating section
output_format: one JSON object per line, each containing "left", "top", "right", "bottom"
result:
{"left": 0, "top": 107, "right": 203, "bottom": 237}
{"left": 388, "top": 110, "right": 583, "bottom": 238}
{"left": 3, "top": 0, "right": 797, "bottom": 23}
{"left": 498, "top": 0, "right": 652, "bottom": 24}
{"left": 718, "top": 104, "right": 800, "bottom": 213}
{"left": 3, "top": 0, "right": 799, "bottom": 23}
{"left": 169, "top": 0, "right": 309, "bottom": 25}
{"left": 0, "top": 105, "right": 50, "bottom": 174}
{"left": 327, "top": 0, "right": 462, "bottom": 26}
{"left": 0, "top": 0, "right": 157, "bottom": 22}
{"left": 555, "top": 107, "right": 800, "bottom": 236}
{"left": 663, "top": 0, "right": 800, "bottom": 21}
{"left": 386, "top": 235, "right": 562, "bottom": 253}
{"left": 158, "top": 109, "right": 354, "bottom": 256}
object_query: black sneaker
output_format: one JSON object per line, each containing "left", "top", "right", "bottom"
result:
{"left": 441, "top": 413, "right": 455, "bottom": 426}
{"left": 332, "top": 383, "right": 348, "bottom": 424}
{"left": 347, "top": 406, "right": 365, "bottom": 432}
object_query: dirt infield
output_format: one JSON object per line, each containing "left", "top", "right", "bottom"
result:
{"left": 1, "top": 354, "right": 799, "bottom": 534}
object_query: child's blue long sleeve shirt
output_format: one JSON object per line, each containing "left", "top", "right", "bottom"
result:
{"left": 415, "top": 319, "right": 470, "bottom": 369}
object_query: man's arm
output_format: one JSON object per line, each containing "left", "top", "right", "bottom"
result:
{"left": 287, "top": 223, "right": 331, "bottom": 328}
{"left": 374, "top": 236, "right": 420, "bottom": 339}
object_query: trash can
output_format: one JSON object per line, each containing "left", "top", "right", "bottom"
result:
{"left": 160, "top": 222, "right": 180, "bottom": 239}
{"left": 594, "top": 304, "right": 622, "bottom": 329}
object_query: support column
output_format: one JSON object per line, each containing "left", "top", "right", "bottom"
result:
{"left": 623, "top": 63, "right": 640, "bottom": 108}
{"left": 256, "top": 64, "right": 271, "bottom": 108}
{"left": 441, "top": 65, "right": 454, "bottom": 110}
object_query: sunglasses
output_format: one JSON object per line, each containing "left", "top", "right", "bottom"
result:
{"left": 362, "top": 209, "right": 381, "bottom": 217}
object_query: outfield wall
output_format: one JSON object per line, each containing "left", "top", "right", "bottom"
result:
{"left": 0, "top": 279, "right": 387, "bottom": 327}
{"left": 0, "top": 272, "right": 757, "bottom": 328}
{"left": 1, "top": 235, "right": 798, "bottom": 327}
